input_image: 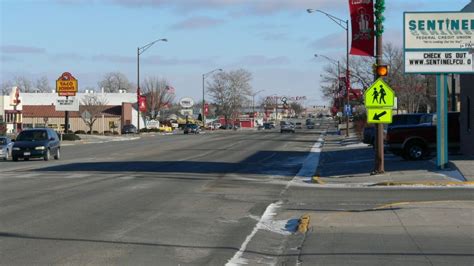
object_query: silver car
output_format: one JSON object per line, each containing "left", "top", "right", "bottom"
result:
{"left": 0, "top": 137, "right": 14, "bottom": 161}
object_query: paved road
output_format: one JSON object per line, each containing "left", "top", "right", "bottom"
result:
{"left": 0, "top": 120, "right": 473, "bottom": 265}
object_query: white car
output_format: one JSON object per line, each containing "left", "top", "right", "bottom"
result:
{"left": 0, "top": 136, "right": 14, "bottom": 161}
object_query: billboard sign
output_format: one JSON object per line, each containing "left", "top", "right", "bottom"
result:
{"left": 404, "top": 12, "right": 474, "bottom": 74}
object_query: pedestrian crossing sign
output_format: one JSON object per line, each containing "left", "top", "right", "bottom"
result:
{"left": 364, "top": 78, "right": 395, "bottom": 108}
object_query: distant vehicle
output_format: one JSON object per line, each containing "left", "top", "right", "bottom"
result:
{"left": 306, "top": 123, "right": 315, "bottom": 129}
{"left": 219, "top": 124, "right": 233, "bottom": 130}
{"left": 12, "top": 128, "right": 60, "bottom": 161}
{"left": 385, "top": 112, "right": 460, "bottom": 160}
{"left": 0, "top": 136, "right": 14, "bottom": 161}
{"left": 280, "top": 121, "right": 295, "bottom": 133}
{"left": 122, "top": 124, "right": 137, "bottom": 134}
{"left": 184, "top": 124, "right": 201, "bottom": 134}
{"left": 213, "top": 123, "right": 222, "bottom": 129}
{"left": 295, "top": 122, "right": 303, "bottom": 129}
{"left": 263, "top": 123, "right": 275, "bottom": 129}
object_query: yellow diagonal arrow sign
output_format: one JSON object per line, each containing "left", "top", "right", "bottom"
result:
{"left": 367, "top": 108, "right": 392, "bottom": 124}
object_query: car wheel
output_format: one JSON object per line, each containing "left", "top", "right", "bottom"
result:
{"left": 24, "top": 158, "right": 29, "bottom": 161}
{"left": 54, "top": 149, "right": 60, "bottom": 160}
{"left": 12, "top": 156, "right": 18, "bottom": 162}
{"left": 404, "top": 140, "right": 426, "bottom": 160}
{"left": 44, "top": 149, "right": 51, "bottom": 161}
{"left": 280, "top": 130, "right": 283, "bottom": 133}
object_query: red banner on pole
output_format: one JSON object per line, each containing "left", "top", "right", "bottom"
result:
{"left": 349, "top": 0, "right": 374, "bottom": 57}
{"left": 138, "top": 96, "right": 147, "bottom": 112}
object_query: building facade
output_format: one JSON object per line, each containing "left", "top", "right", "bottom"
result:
{"left": 460, "top": 1, "right": 474, "bottom": 155}
{"left": 0, "top": 92, "right": 142, "bottom": 134}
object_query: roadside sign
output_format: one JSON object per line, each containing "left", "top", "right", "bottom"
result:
{"left": 405, "top": 51, "right": 474, "bottom": 74}
{"left": 404, "top": 12, "right": 474, "bottom": 74}
{"left": 56, "top": 72, "right": 78, "bottom": 96}
{"left": 404, "top": 12, "right": 474, "bottom": 50}
{"left": 364, "top": 78, "right": 395, "bottom": 108}
{"left": 367, "top": 108, "right": 392, "bottom": 124}
{"left": 55, "top": 98, "right": 79, "bottom": 111}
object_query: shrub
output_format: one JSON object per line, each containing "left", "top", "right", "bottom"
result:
{"left": 61, "top": 133, "right": 81, "bottom": 141}
{"left": 104, "top": 131, "right": 112, "bottom": 136}
{"left": 74, "top": 130, "right": 86, "bottom": 134}
{"left": 139, "top": 128, "right": 149, "bottom": 133}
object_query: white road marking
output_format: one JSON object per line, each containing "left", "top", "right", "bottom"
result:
{"left": 226, "top": 201, "right": 284, "bottom": 266}
{"left": 226, "top": 133, "right": 326, "bottom": 265}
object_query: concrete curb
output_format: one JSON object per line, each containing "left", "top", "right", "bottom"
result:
{"left": 369, "top": 181, "right": 474, "bottom": 187}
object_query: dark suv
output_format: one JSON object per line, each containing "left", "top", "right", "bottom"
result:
{"left": 12, "top": 128, "right": 61, "bottom": 161}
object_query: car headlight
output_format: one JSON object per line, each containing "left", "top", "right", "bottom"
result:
{"left": 35, "top": 146, "right": 46, "bottom": 150}
{"left": 13, "top": 147, "right": 20, "bottom": 151}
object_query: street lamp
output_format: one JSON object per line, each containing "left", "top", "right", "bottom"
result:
{"left": 308, "top": 9, "right": 350, "bottom": 137}
{"left": 251, "top": 89, "right": 265, "bottom": 127}
{"left": 315, "top": 54, "right": 341, "bottom": 113}
{"left": 202, "top": 68, "right": 223, "bottom": 128}
{"left": 137, "top": 38, "right": 167, "bottom": 133}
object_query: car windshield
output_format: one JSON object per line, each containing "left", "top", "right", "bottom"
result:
{"left": 16, "top": 130, "right": 48, "bottom": 141}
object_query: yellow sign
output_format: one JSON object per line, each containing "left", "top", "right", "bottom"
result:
{"left": 56, "top": 72, "right": 78, "bottom": 97}
{"left": 367, "top": 108, "right": 392, "bottom": 124}
{"left": 364, "top": 78, "right": 395, "bottom": 108}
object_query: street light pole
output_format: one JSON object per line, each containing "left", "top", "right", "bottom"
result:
{"left": 202, "top": 68, "right": 223, "bottom": 128}
{"left": 137, "top": 38, "right": 167, "bottom": 134}
{"left": 308, "top": 9, "right": 350, "bottom": 137}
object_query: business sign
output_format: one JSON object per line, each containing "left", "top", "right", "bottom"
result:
{"left": 404, "top": 12, "right": 474, "bottom": 50}
{"left": 56, "top": 72, "right": 78, "bottom": 96}
{"left": 146, "top": 119, "right": 160, "bottom": 129}
{"left": 55, "top": 98, "right": 79, "bottom": 111}
{"left": 405, "top": 51, "right": 473, "bottom": 73}
{"left": 404, "top": 12, "right": 474, "bottom": 74}
{"left": 9, "top": 86, "right": 21, "bottom": 106}
{"left": 367, "top": 108, "right": 393, "bottom": 124}
{"left": 179, "top": 97, "right": 194, "bottom": 108}
{"left": 364, "top": 78, "right": 395, "bottom": 108}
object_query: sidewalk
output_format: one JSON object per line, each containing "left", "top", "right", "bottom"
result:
{"left": 315, "top": 128, "right": 473, "bottom": 186}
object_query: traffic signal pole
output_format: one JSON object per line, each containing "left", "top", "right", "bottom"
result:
{"left": 373, "top": 0, "right": 385, "bottom": 174}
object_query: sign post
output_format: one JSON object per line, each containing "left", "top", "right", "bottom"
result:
{"left": 404, "top": 12, "right": 474, "bottom": 169}
{"left": 437, "top": 75, "right": 449, "bottom": 168}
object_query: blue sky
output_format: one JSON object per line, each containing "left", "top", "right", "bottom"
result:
{"left": 0, "top": 0, "right": 470, "bottom": 106}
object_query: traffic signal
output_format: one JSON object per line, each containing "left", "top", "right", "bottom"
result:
{"left": 375, "top": 64, "right": 389, "bottom": 77}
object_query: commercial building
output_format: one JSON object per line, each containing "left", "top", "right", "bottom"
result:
{"left": 0, "top": 92, "right": 141, "bottom": 134}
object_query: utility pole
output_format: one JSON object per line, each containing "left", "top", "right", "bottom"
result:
{"left": 374, "top": 0, "right": 385, "bottom": 174}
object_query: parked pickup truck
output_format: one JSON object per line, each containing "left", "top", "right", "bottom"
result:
{"left": 385, "top": 112, "right": 460, "bottom": 160}
{"left": 363, "top": 113, "right": 433, "bottom": 146}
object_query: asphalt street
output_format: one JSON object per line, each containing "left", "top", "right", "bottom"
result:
{"left": 0, "top": 120, "right": 473, "bottom": 265}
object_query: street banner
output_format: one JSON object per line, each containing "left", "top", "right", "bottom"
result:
{"left": 139, "top": 96, "right": 147, "bottom": 112}
{"left": 349, "top": 0, "right": 374, "bottom": 57}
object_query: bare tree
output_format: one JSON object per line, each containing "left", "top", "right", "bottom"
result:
{"left": 80, "top": 94, "right": 109, "bottom": 134}
{"left": 0, "top": 81, "right": 14, "bottom": 95}
{"left": 13, "top": 76, "right": 33, "bottom": 92}
{"left": 207, "top": 69, "right": 253, "bottom": 125}
{"left": 290, "top": 102, "right": 304, "bottom": 117}
{"left": 141, "top": 77, "right": 175, "bottom": 120}
{"left": 98, "top": 72, "right": 132, "bottom": 93}
{"left": 35, "top": 76, "right": 52, "bottom": 93}
{"left": 320, "top": 42, "right": 430, "bottom": 113}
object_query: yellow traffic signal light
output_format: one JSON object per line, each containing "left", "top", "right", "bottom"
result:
{"left": 375, "top": 65, "right": 389, "bottom": 77}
